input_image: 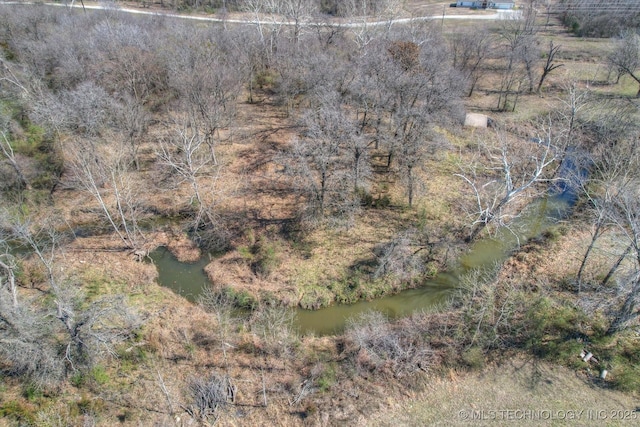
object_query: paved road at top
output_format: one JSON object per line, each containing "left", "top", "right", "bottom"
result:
{"left": 0, "top": 1, "right": 518, "bottom": 26}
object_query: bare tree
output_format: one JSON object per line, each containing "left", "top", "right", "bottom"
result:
{"left": 1, "top": 208, "right": 64, "bottom": 293}
{"left": 66, "top": 137, "right": 145, "bottom": 250}
{"left": 0, "top": 289, "right": 65, "bottom": 387}
{"left": 373, "top": 229, "right": 425, "bottom": 284}
{"left": 553, "top": 78, "right": 592, "bottom": 150}
{"left": 496, "top": 7, "right": 539, "bottom": 111}
{"left": 345, "top": 310, "right": 432, "bottom": 377}
{"left": 391, "top": 107, "right": 432, "bottom": 207}
{"left": 1, "top": 282, "right": 141, "bottom": 384}
{"left": 456, "top": 125, "right": 557, "bottom": 241}
{"left": 116, "top": 95, "right": 150, "bottom": 171}
{"left": 166, "top": 27, "right": 241, "bottom": 162}
{"left": 0, "top": 116, "right": 30, "bottom": 192}
{"left": 158, "top": 119, "right": 228, "bottom": 250}
{"left": 605, "top": 178, "right": 640, "bottom": 334}
{"left": 0, "top": 241, "right": 18, "bottom": 307}
{"left": 608, "top": 29, "right": 640, "bottom": 97}
{"left": 90, "top": 19, "right": 168, "bottom": 109}
{"left": 279, "top": 0, "right": 318, "bottom": 44}
{"left": 338, "top": 0, "right": 403, "bottom": 49}
{"left": 384, "top": 38, "right": 462, "bottom": 206}
{"left": 450, "top": 27, "right": 493, "bottom": 97}
{"left": 537, "top": 41, "right": 564, "bottom": 93}
{"left": 0, "top": 204, "right": 141, "bottom": 383}
{"left": 280, "top": 125, "right": 354, "bottom": 222}
{"left": 185, "top": 373, "right": 235, "bottom": 423}
{"left": 574, "top": 147, "right": 622, "bottom": 290}
{"left": 250, "top": 304, "right": 298, "bottom": 359}
{"left": 241, "top": 0, "right": 316, "bottom": 52}
{"left": 322, "top": 91, "right": 372, "bottom": 184}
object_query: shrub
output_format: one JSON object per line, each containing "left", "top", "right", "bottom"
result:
{"left": 462, "top": 346, "right": 485, "bottom": 370}
{"left": 0, "top": 400, "right": 36, "bottom": 424}
{"left": 239, "top": 234, "right": 282, "bottom": 278}
{"left": 250, "top": 305, "right": 299, "bottom": 358}
{"left": 609, "top": 362, "right": 640, "bottom": 392}
{"left": 345, "top": 311, "right": 432, "bottom": 377}
{"left": 186, "top": 374, "right": 234, "bottom": 422}
{"left": 90, "top": 365, "right": 109, "bottom": 386}
{"left": 314, "top": 362, "right": 337, "bottom": 392}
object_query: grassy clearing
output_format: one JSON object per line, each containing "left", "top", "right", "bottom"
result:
{"left": 371, "top": 356, "right": 640, "bottom": 426}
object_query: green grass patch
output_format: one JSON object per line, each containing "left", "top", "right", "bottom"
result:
{"left": 238, "top": 233, "right": 282, "bottom": 278}
{"left": 609, "top": 362, "right": 640, "bottom": 393}
{"left": 0, "top": 400, "right": 36, "bottom": 424}
{"left": 461, "top": 346, "right": 485, "bottom": 370}
{"left": 315, "top": 362, "right": 337, "bottom": 393}
{"left": 90, "top": 365, "right": 109, "bottom": 386}
{"left": 221, "top": 286, "right": 258, "bottom": 310}
{"left": 299, "top": 285, "right": 334, "bottom": 310}
{"left": 521, "top": 296, "right": 597, "bottom": 369}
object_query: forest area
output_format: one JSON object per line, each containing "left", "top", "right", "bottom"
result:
{"left": 1, "top": 0, "right": 640, "bottom": 425}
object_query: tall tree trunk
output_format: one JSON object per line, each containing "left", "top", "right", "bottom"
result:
{"left": 576, "top": 219, "right": 606, "bottom": 292}
{"left": 601, "top": 243, "right": 633, "bottom": 287}
{"left": 606, "top": 276, "right": 640, "bottom": 335}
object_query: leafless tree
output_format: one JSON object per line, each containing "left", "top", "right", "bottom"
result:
{"left": 1, "top": 208, "right": 65, "bottom": 293}
{"left": 496, "top": 7, "right": 540, "bottom": 111}
{"left": 158, "top": 119, "right": 229, "bottom": 250}
{"left": 575, "top": 135, "right": 640, "bottom": 334}
{"left": 450, "top": 27, "right": 493, "bottom": 97}
{"left": 280, "top": 97, "right": 361, "bottom": 223}
{"left": 345, "top": 310, "right": 432, "bottom": 377}
{"left": 0, "top": 204, "right": 141, "bottom": 383}
{"left": 42, "top": 81, "right": 119, "bottom": 138}
{"left": 0, "top": 114, "right": 30, "bottom": 192}
{"left": 198, "top": 286, "right": 239, "bottom": 369}
{"left": 552, "top": 78, "right": 592, "bottom": 150}
{"left": 0, "top": 288, "right": 65, "bottom": 387}
{"left": 604, "top": 177, "right": 640, "bottom": 334}
{"left": 185, "top": 373, "right": 235, "bottom": 423}
{"left": 608, "top": 29, "right": 640, "bottom": 97}
{"left": 250, "top": 304, "right": 299, "bottom": 359}
{"left": 90, "top": 18, "right": 168, "bottom": 109}
{"left": 166, "top": 26, "right": 241, "bottom": 162}
{"left": 574, "top": 142, "right": 623, "bottom": 291}
{"left": 115, "top": 95, "right": 150, "bottom": 171}
{"left": 281, "top": 134, "right": 352, "bottom": 222}
{"left": 66, "top": 137, "right": 146, "bottom": 250}
{"left": 383, "top": 38, "right": 462, "bottom": 206}
{"left": 338, "top": 0, "right": 403, "bottom": 49}
{"left": 280, "top": 0, "right": 318, "bottom": 44}
{"left": 1, "top": 282, "right": 141, "bottom": 385}
{"left": 558, "top": 0, "right": 640, "bottom": 37}
{"left": 537, "top": 41, "right": 564, "bottom": 93}
{"left": 0, "top": 241, "right": 18, "bottom": 307}
{"left": 241, "top": 0, "right": 317, "bottom": 52}
{"left": 373, "top": 229, "right": 425, "bottom": 284}
{"left": 456, "top": 125, "right": 557, "bottom": 241}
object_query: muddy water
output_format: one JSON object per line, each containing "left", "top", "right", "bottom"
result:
{"left": 150, "top": 247, "right": 212, "bottom": 302}
{"left": 150, "top": 193, "right": 572, "bottom": 336}
{"left": 297, "top": 193, "right": 572, "bottom": 335}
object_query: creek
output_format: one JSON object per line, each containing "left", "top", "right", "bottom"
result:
{"left": 150, "top": 188, "right": 575, "bottom": 335}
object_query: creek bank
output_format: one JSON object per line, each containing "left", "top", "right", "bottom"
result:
{"left": 150, "top": 190, "right": 574, "bottom": 335}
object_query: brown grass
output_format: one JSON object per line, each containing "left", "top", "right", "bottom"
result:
{"left": 370, "top": 356, "right": 640, "bottom": 426}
